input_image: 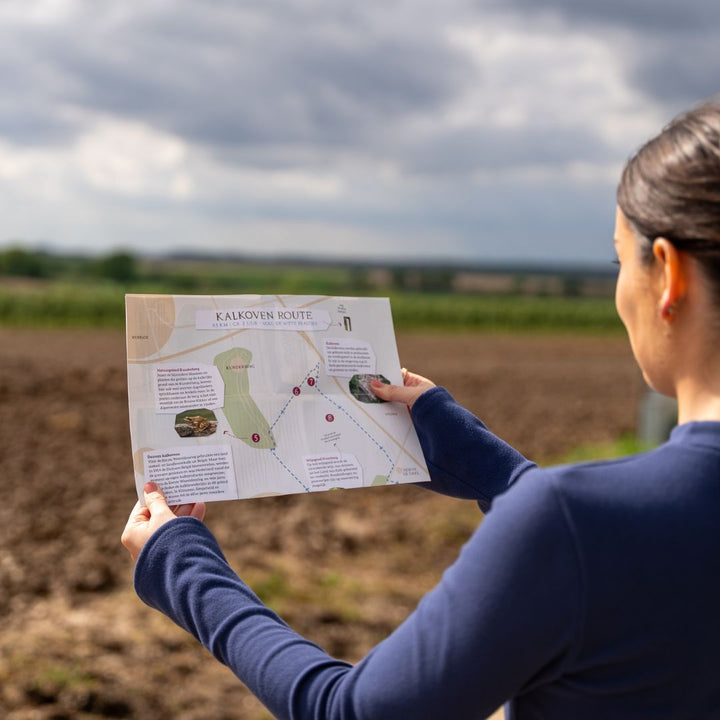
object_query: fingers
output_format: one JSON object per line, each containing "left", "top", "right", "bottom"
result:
{"left": 147, "top": 483, "right": 207, "bottom": 527}
{"left": 121, "top": 500, "right": 150, "bottom": 557}
{"left": 144, "top": 481, "right": 168, "bottom": 512}
{"left": 174, "top": 501, "right": 207, "bottom": 522}
{"left": 143, "top": 482, "right": 179, "bottom": 524}
{"left": 370, "top": 379, "right": 425, "bottom": 408}
{"left": 145, "top": 482, "right": 206, "bottom": 524}
{"left": 122, "top": 500, "right": 149, "bottom": 537}
{"left": 190, "top": 502, "right": 206, "bottom": 521}
{"left": 122, "top": 483, "right": 192, "bottom": 562}
{"left": 369, "top": 378, "right": 411, "bottom": 403}
{"left": 369, "top": 378, "right": 393, "bottom": 400}
{"left": 370, "top": 368, "right": 436, "bottom": 409}
{"left": 128, "top": 499, "right": 150, "bottom": 523}
{"left": 401, "top": 369, "right": 435, "bottom": 388}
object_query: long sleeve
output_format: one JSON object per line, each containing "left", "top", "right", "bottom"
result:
{"left": 412, "top": 387, "right": 536, "bottom": 510}
{"left": 135, "top": 422, "right": 720, "bottom": 719}
{"left": 135, "top": 471, "right": 582, "bottom": 720}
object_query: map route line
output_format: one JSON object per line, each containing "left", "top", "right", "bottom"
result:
{"left": 326, "top": 373, "right": 429, "bottom": 474}
{"left": 392, "top": 418, "right": 425, "bottom": 476}
{"left": 129, "top": 326, "right": 253, "bottom": 365}
{"left": 268, "top": 364, "right": 321, "bottom": 433}
{"left": 127, "top": 293, "right": 427, "bottom": 503}
{"left": 267, "top": 296, "right": 426, "bottom": 472}
{"left": 312, "top": 379, "right": 396, "bottom": 479}
{"left": 284, "top": 309, "right": 429, "bottom": 474}
{"left": 274, "top": 294, "right": 331, "bottom": 311}
{"left": 270, "top": 448, "right": 310, "bottom": 492}
{"left": 140, "top": 298, "right": 174, "bottom": 352}
{"left": 133, "top": 318, "right": 427, "bottom": 473}
{"left": 262, "top": 359, "right": 398, "bottom": 490}
{"left": 272, "top": 295, "right": 326, "bottom": 365}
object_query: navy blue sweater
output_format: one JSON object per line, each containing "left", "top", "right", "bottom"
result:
{"left": 135, "top": 387, "right": 720, "bottom": 719}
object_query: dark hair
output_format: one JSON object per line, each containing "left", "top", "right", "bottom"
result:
{"left": 617, "top": 100, "right": 720, "bottom": 301}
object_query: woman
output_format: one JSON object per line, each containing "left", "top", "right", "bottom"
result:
{"left": 123, "top": 101, "right": 720, "bottom": 719}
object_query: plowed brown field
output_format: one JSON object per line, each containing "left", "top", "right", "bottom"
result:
{"left": 0, "top": 329, "right": 642, "bottom": 719}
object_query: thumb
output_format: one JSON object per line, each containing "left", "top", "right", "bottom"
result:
{"left": 371, "top": 379, "right": 420, "bottom": 407}
{"left": 370, "top": 378, "right": 399, "bottom": 400}
{"left": 143, "top": 482, "right": 174, "bottom": 520}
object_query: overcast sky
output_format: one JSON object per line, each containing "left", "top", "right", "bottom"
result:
{"left": 0, "top": 0, "right": 718, "bottom": 266}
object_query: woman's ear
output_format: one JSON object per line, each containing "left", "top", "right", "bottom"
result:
{"left": 653, "top": 238, "right": 687, "bottom": 321}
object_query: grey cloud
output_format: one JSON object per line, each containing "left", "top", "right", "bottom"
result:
{"left": 492, "top": 0, "right": 720, "bottom": 109}
{"left": 1, "top": 0, "right": 716, "bottom": 158}
{"left": 0, "top": 99, "right": 78, "bottom": 146}
{"left": 1, "top": 0, "right": 713, "bottom": 265}
{"left": 1, "top": 0, "right": 693, "bottom": 186}
{"left": 496, "top": 0, "right": 720, "bottom": 32}
{"left": 0, "top": 32, "right": 81, "bottom": 145}
{"left": 402, "top": 124, "right": 613, "bottom": 176}
{"left": 13, "top": 1, "right": 472, "bottom": 158}
{"left": 624, "top": 33, "right": 720, "bottom": 109}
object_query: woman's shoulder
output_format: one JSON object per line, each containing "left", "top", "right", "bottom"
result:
{"left": 503, "top": 427, "right": 720, "bottom": 533}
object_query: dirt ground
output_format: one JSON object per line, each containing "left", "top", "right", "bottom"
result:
{"left": 0, "top": 329, "right": 643, "bottom": 719}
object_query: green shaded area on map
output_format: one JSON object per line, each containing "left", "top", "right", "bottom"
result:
{"left": 372, "top": 475, "right": 389, "bottom": 486}
{"left": 214, "top": 347, "right": 276, "bottom": 450}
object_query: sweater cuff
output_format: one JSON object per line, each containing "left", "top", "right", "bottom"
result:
{"left": 411, "top": 385, "right": 455, "bottom": 419}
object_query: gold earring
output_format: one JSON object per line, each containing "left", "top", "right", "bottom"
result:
{"left": 659, "top": 301, "right": 677, "bottom": 319}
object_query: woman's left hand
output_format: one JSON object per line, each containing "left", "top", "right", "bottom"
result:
{"left": 121, "top": 482, "right": 206, "bottom": 561}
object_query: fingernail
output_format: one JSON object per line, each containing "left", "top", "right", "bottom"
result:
{"left": 144, "top": 481, "right": 158, "bottom": 493}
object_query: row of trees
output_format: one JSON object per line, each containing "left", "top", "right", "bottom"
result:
{"left": 0, "top": 246, "right": 616, "bottom": 297}
{"left": 0, "top": 247, "right": 137, "bottom": 283}
{"left": 0, "top": 248, "right": 491, "bottom": 294}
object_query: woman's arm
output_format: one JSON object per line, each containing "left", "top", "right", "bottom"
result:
{"left": 373, "top": 372, "right": 535, "bottom": 510}
{"left": 411, "top": 386, "right": 535, "bottom": 511}
{"left": 126, "top": 477, "right": 582, "bottom": 720}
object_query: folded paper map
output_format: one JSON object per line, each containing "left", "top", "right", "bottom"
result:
{"left": 125, "top": 294, "right": 429, "bottom": 504}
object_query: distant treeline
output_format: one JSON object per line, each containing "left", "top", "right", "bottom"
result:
{"left": 0, "top": 247, "right": 138, "bottom": 283}
{"left": 0, "top": 246, "right": 617, "bottom": 298}
{"left": 0, "top": 247, "right": 623, "bottom": 332}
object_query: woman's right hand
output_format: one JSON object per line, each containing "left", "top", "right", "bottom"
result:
{"left": 370, "top": 368, "right": 436, "bottom": 410}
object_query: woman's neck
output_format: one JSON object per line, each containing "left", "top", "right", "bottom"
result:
{"left": 675, "top": 368, "right": 720, "bottom": 424}
{"left": 668, "top": 286, "right": 720, "bottom": 424}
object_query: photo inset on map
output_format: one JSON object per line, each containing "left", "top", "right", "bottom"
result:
{"left": 349, "top": 373, "right": 390, "bottom": 403}
{"left": 174, "top": 409, "right": 218, "bottom": 438}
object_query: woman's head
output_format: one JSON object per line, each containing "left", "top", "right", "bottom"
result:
{"left": 617, "top": 100, "right": 720, "bottom": 303}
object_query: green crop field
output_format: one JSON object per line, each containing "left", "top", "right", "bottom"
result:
{"left": 388, "top": 292, "right": 621, "bottom": 333}
{"left": 0, "top": 247, "right": 622, "bottom": 332}
{"left": 0, "top": 281, "right": 622, "bottom": 333}
{"left": 0, "top": 280, "right": 622, "bottom": 333}
{"left": 0, "top": 282, "right": 126, "bottom": 327}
